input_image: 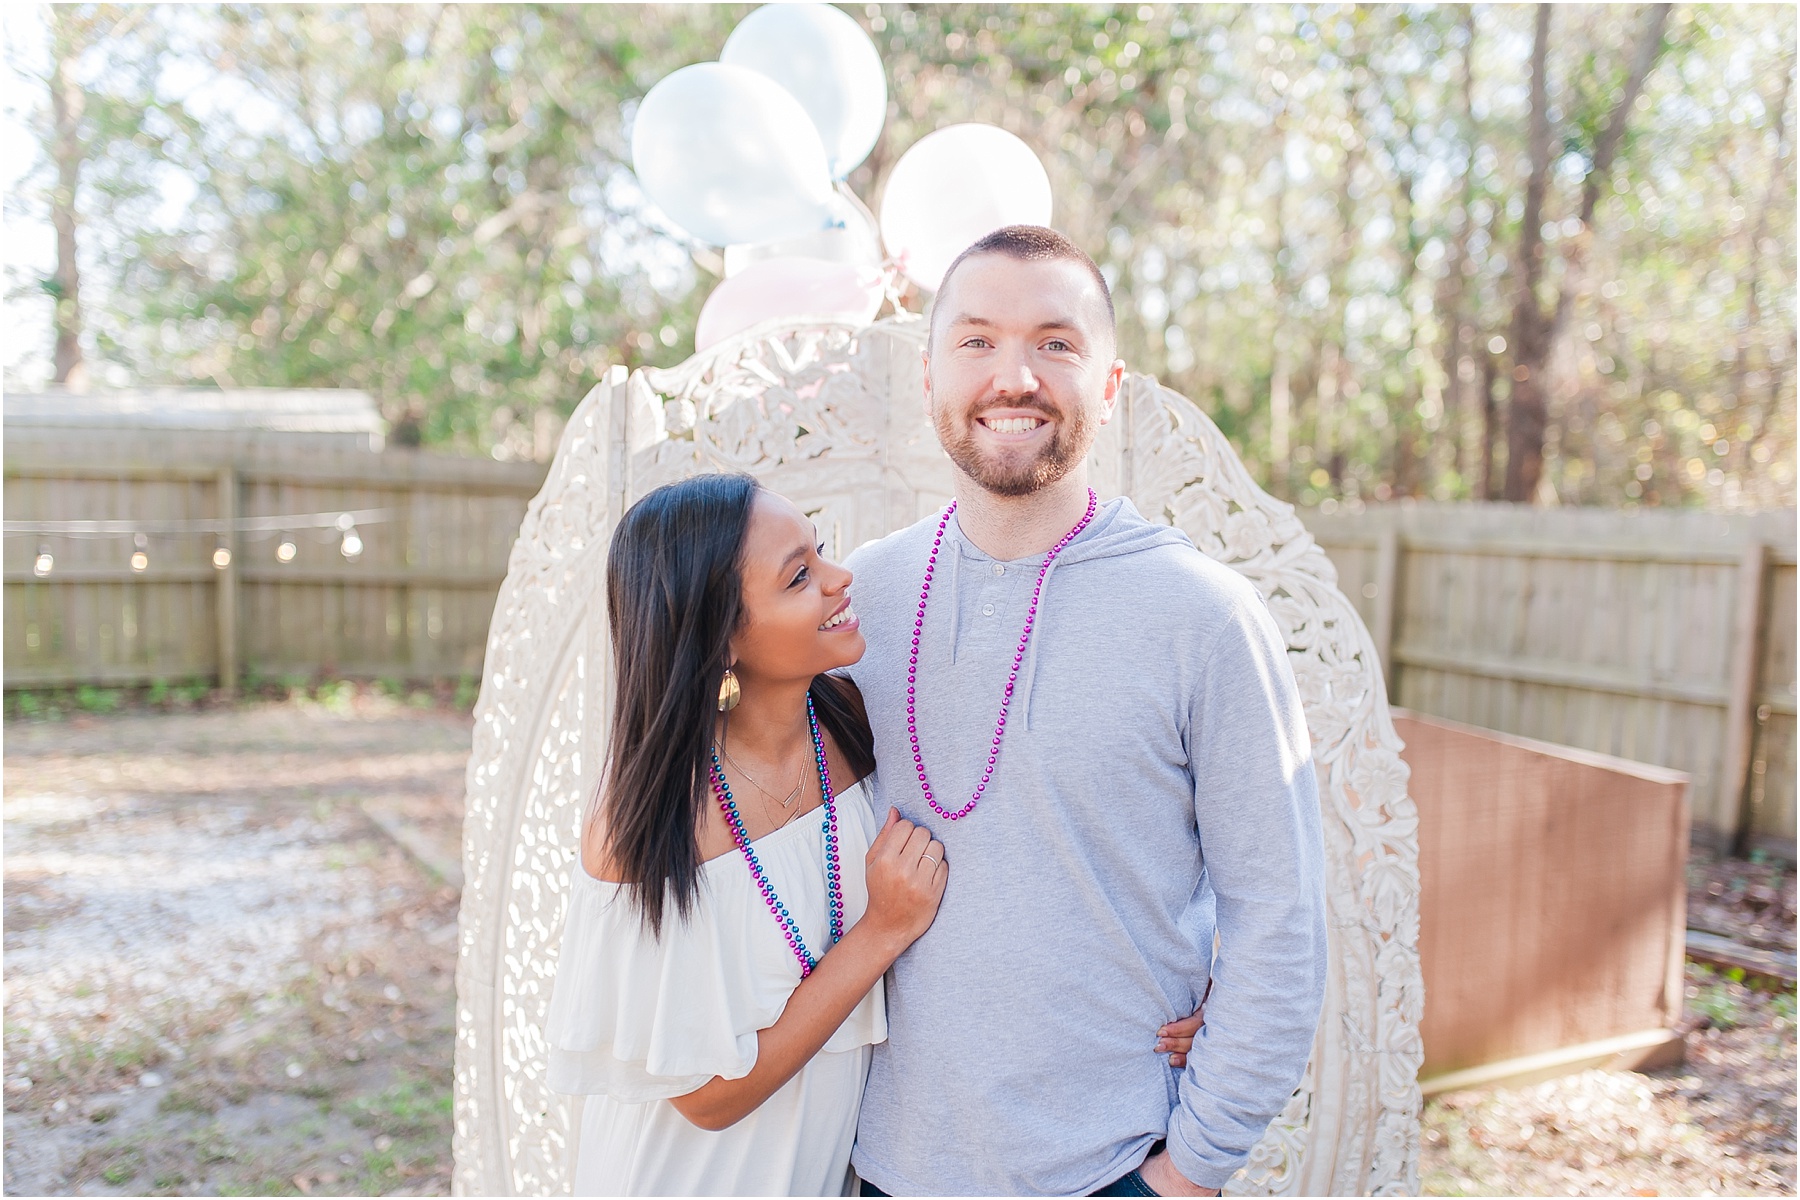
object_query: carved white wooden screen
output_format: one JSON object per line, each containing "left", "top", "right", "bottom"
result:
{"left": 452, "top": 317, "right": 1423, "bottom": 1197}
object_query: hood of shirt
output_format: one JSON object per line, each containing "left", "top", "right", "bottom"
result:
{"left": 938, "top": 494, "right": 1194, "bottom": 729}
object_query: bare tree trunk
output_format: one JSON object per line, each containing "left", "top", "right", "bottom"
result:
{"left": 1314, "top": 65, "right": 1365, "bottom": 490}
{"left": 1503, "top": 4, "right": 1555, "bottom": 502}
{"left": 1393, "top": 170, "right": 1422, "bottom": 497}
{"left": 1267, "top": 111, "right": 1295, "bottom": 484}
{"left": 1735, "top": 52, "right": 1794, "bottom": 463}
{"left": 1438, "top": 6, "right": 1479, "bottom": 489}
{"left": 1508, "top": 3, "right": 1671, "bottom": 502}
{"left": 48, "top": 9, "right": 86, "bottom": 387}
{"left": 1481, "top": 350, "right": 1502, "bottom": 500}
{"left": 1549, "top": 2, "right": 1673, "bottom": 347}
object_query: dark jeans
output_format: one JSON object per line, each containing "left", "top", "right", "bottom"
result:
{"left": 858, "top": 1143, "right": 1165, "bottom": 1197}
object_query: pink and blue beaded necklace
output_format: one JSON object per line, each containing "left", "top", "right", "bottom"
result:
{"left": 907, "top": 488, "right": 1098, "bottom": 821}
{"left": 708, "top": 694, "right": 843, "bottom": 977}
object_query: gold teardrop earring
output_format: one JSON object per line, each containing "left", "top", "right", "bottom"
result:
{"left": 716, "top": 667, "right": 741, "bottom": 712}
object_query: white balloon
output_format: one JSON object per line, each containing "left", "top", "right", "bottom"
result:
{"left": 631, "top": 62, "right": 835, "bottom": 246}
{"left": 878, "top": 124, "right": 1053, "bottom": 293}
{"left": 695, "top": 256, "right": 885, "bottom": 351}
{"left": 723, "top": 188, "right": 882, "bottom": 278}
{"left": 721, "top": 4, "right": 887, "bottom": 179}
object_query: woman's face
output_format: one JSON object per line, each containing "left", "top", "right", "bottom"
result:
{"left": 729, "top": 490, "right": 864, "bottom": 686}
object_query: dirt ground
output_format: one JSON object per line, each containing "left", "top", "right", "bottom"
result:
{"left": 1687, "top": 849, "right": 1798, "bottom": 955}
{"left": 4, "top": 694, "right": 1795, "bottom": 1197}
{"left": 4, "top": 695, "right": 469, "bottom": 1196}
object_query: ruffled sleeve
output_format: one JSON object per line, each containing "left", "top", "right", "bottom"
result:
{"left": 544, "top": 781, "right": 885, "bottom": 1103}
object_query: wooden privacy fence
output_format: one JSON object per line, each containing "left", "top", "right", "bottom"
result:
{"left": 1303, "top": 503, "right": 1796, "bottom": 856}
{"left": 4, "top": 434, "right": 548, "bottom": 690}
{"left": 8, "top": 433, "right": 1793, "bottom": 853}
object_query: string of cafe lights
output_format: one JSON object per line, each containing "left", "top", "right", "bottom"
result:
{"left": 4, "top": 507, "right": 393, "bottom": 577}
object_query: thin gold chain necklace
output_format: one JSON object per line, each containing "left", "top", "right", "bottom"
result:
{"left": 716, "top": 739, "right": 806, "bottom": 810}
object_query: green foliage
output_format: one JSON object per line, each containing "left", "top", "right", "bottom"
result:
{"left": 1772, "top": 990, "right": 1796, "bottom": 1022}
{"left": 453, "top": 674, "right": 478, "bottom": 711}
{"left": 76, "top": 685, "right": 122, "bottom": 713}
{"left": 349, "top": 1075, "right": 452, "bottom": 1136}
{"left": 10, "top": 4, "right": 1795, "bottom": 508}
{"left": 315, "top": 679, "right": 356, "bottom": 713}
{"left": 1691, "top": 980, "right": 1744, "bottom": 1029}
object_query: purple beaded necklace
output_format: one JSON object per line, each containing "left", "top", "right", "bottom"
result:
{"left": 708, "top": 694, "right": 843, "bottom": 977}
{"left": 907, "top": 488, "right": 1098, "bottom": 821}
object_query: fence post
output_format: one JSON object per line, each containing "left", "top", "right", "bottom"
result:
{"left": 216, "top": 466, "right": 239, "bottom": 694}
{"left": 406, "top": 482, "right": 425, "bottom": 678}
{"left": 1726, "top": 541, "right": 1770, "bottom": 856}
{"left": 1372, "top": 526, "right": 1403, "bottom": 702}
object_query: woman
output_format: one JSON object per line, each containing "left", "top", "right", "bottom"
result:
{"left": 545, "top": 474, "right": 1200, "bottom": 1196}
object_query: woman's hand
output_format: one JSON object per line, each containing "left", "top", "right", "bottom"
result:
{"left": 1156, "top": 982, "right": 1210, "bottom": 1068}
{"left": 857, "top": 807, "right": 947, "bottom": 956}
{"left": 670, "top": 807, "right": 945, "bottom": 1132}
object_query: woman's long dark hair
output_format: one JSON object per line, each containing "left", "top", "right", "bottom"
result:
{"left": 594, "top": 473, "right": 874, "bottom": 936}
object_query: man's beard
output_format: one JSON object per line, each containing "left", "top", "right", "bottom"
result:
{"left": 934, "top": 395, "right": 1092, "bottom": 498}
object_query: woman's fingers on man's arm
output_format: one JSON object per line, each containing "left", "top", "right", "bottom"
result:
{"left": 867, "top": 807, "right": 909, "bottom": 862}
{"left": 1156, "top": 1005, "right": 1206, "bottom": 1064}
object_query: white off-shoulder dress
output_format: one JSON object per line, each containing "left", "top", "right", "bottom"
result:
{"left": 545, "top": 781, "right": 886, "bottom": 1197}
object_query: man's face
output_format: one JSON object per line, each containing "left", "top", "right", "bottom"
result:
{"left": 924, "top": 254, "right": 1124, "bottom": 498}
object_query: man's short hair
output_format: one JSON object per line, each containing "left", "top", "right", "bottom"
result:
{"left": 929, "top": 225, "right": 1116, "bottom": 346}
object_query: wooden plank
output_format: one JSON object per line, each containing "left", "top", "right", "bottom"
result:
{"left": 216, "top": 467, "right": 238, "bottom": 693}
{"left": 1419, "top": 1028, "right": 1687, "bottom": 1097}
{"left": 1726, "top": 544, "right": 1771, "bottom": 854}
{"left": 1684, "top": 929, "right": 1797, "bottom": 985}
{"left": 4, "top": 567, "right": 218, "bottom": 584}
{"left": 7, "top": 454, "right": 547, "bottom": 493}
{"left": 1400, "top": 709, "right": 1688, "bottom": 1083}
{"left": 1371, "top": 527, "right": 1400, "bottom": 699}
{"left": 1315, "top": 529, "right": 1794, "bottom": 567}
{"left": 1395, "top": 534, "right": 1793, "bottom": 567}
{"left": 1393, "top": 644, "right": 1737, "bottom": 709}
{"left": 238, "top": 568, "right": 505, "bottom": 587}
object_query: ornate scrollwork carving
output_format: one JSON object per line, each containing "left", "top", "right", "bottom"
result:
{"left": 453, "top": 321, "right": 1421, "bottom": 1197}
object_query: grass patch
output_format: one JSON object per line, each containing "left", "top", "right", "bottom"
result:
{"left": 77, "top": 685, "right": 125, "bottom": 714}
{"left": 312, "top": 680, "right": 356, "bottom": 713}
{"left": 1692, "top": 983, "right": 1744, "bottom": 1028}
{"left": 352, "top": 1148, "right": 400, "bottom": 1195}
{"left": 186, "top": 1123, "right": 242, "bottom": 1165}
{"left": 159, "top": 1085, "right": 220, "bottom": 1117}
{"left": 1688, "top": 965, "right": 1747, "bottom": 1030}
{"left": 349, "top": 1076, "right": 452, "bottom": 1138}
{"left": 76, "top": 1140, "right": 145, "bottom": 1189}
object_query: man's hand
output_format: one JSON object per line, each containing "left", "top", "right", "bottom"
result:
{"left": 1138, "top": 1150, "right": 1220, "bottom": 1197}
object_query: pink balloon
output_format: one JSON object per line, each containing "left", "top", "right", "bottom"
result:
{"left": 695, "top": 256, "right": 885, "bottom": 351}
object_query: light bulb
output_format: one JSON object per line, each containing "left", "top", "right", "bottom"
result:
{"left": 33, "top": 552, "right": 53, "bottom": 577}
{"left": 276, "top": 540, "right": 298, "bottom": 563}
{"left": 341, "top": 532, "right": 364, "bottom": 559}
{"left": 213, "top": 547, "right": 232, "bottom": 569}
{"left": 130, "top": 551, "right": 149, "bottom": 572}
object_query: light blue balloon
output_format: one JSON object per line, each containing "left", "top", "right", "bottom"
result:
{"left": 722, "top": 4, "right": 887, "bottom": 179}
{"left": 631, "top": 63, "right": 836, "bottom": 246}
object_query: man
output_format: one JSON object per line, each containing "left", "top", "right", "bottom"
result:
{"left": 842, "top": 226, "right": 1327, "bottom": 1196}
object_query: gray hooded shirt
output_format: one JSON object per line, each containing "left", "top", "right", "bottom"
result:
{"left": 842, "top": 495, "right": 1327, "bottom": 1195}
